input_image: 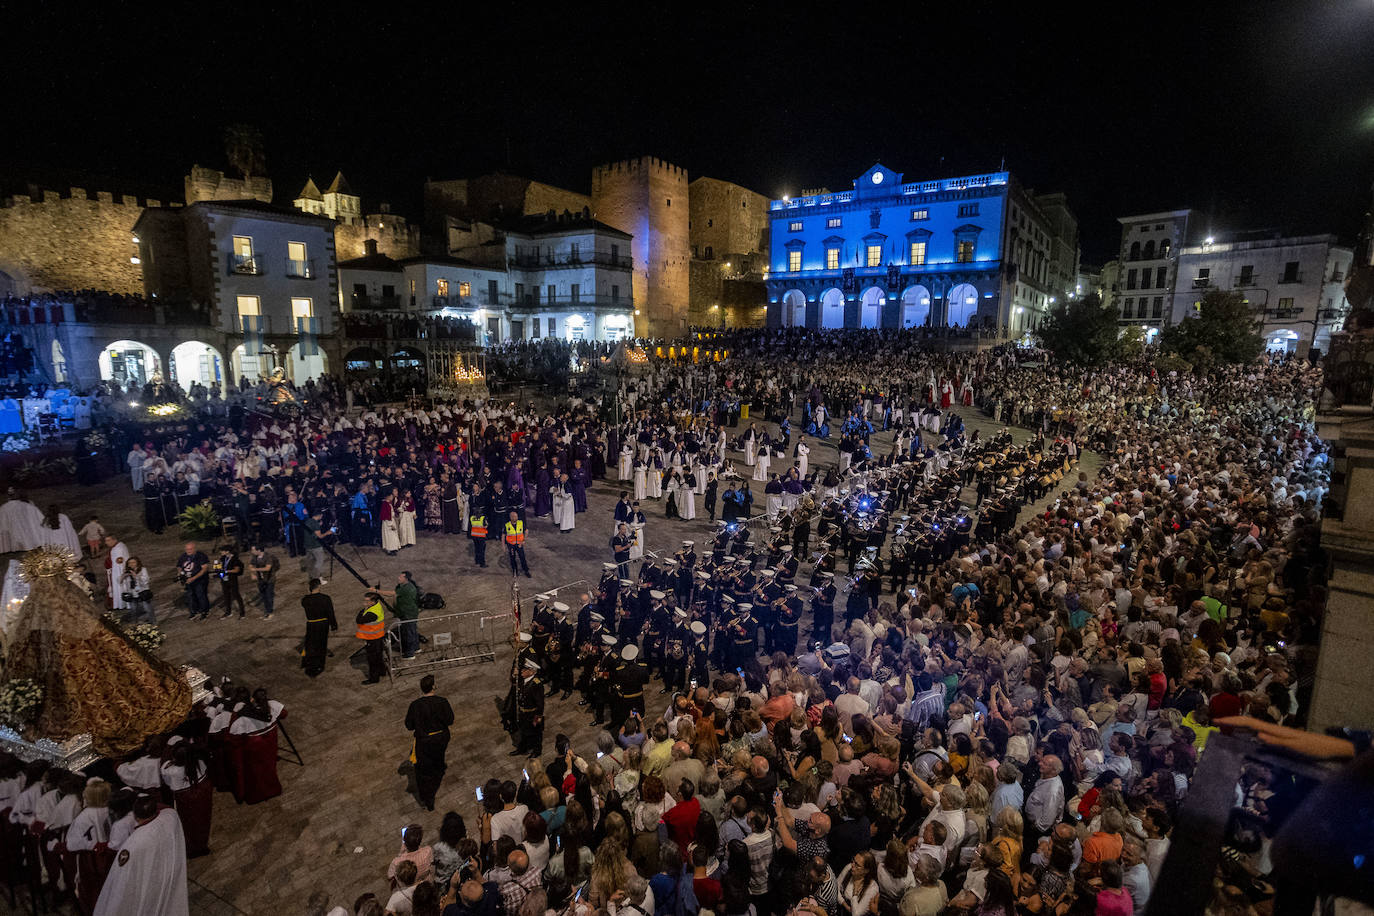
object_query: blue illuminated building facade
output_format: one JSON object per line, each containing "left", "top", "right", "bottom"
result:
{"left": 765, "top": 164, "right": 1073, "bottom": 334}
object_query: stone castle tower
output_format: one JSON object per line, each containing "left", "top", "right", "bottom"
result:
{"left": 591, "top": 157, "right": 690, "bottom": 338}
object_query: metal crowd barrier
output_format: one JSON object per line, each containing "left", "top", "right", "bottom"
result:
{"left": 384, "top": 609, "right": 513, "bottom": 684}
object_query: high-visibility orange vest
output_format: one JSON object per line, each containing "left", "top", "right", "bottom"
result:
{"left": 470, "top": 514, "right": 487, "bottom": 537}
{"left": 355, "top": 602, "right": 385, "bottom": 640}
{"left": 505, "top": 520, "right": 525, "bottom": 545}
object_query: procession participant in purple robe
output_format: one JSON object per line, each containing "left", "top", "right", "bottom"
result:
{"left": 570, "top": 459, "right": 589, "bottom": 513}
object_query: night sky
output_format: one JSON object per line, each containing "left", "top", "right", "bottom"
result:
{"left": 4, "top": 3, "right": 1373, "bottom": 263}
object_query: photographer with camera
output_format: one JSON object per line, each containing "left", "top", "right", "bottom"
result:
{"left": 216, "top": 543, "right": 246, "bottom": 619}
{"left": 120, "top": 556, "right": 155, "bottom": 623}
{"left": 249, "top": 543, "right": 281, "bottom": 620}
{"left": 176, "top": 541, "right": 211, "bottom": 621}
{"left": 302, "top": 507, "right": 329, "bottom": 585}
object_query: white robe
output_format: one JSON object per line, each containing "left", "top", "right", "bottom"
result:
{"left": 796, "top": 443, "right": 810, "bottom": 478}
{"left": 647, "top": 467, "right": 663, "bottom": 499}
{"left": 681, "top": 488, "right": 696, "bottom": 521}
{"left": 555, "top": 490, "right": 576, "bottom": 532}
{"left": 128, "top": 450, "right": 146, "bottom": 491}
{"left": 753, "top": 452, "right": 769, "bottom": 482}
{"left": 633, "top": 466, "right": 647, "bottom": 502}
{"left": 107, "top": 541, "right": 130, "bottom": 610}
{"left": 93, "top": 808, "right": 189, "bottom": 916}
{"left": 618, "top": 446, "right": 634, "bottom": 482}
{"left": 629, "top": 522, "right": 645, "bottom": 560}
{"left": 743, "top": 433, "right": 756, "bottom": 466}
{"left": 0, "top": 499, "right": 45, "bottom": 554}
{"left": 37, "top": 513, "right": 81, "bottom": 556}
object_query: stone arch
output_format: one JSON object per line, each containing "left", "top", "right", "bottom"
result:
{"left": 229, "top": 343, "right": 265, "bottom": 386}
{"left": 98, "top": 339, "right": 162, "bottom": 390}
{"left": 860, "top": 286, "right": 884, "bottom": 329}
{"left": 344, "top": 346, "right": 384, "bottom": 372}
{"left": 782, "top": 289, "right": 807, "bottom": 327}
{"left": 820, "top": 287, "right": 845, "bottom": 329}
{"left": 901, "top": 285, "right": 931, "bottom": 328}
{"left": 288, "top": 342, "right": 328, "bottom": 384}
{"left": 946, "top": 283, "right": 980, "bottom": 327}
{"left": 170, "top": 340, "right": 225, "bottom": 392}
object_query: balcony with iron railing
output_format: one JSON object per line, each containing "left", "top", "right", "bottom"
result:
{"left": 228, "top": 253, "right": 263, "bottom": 276}
{"left": 1266, "top": 307, "right": 1302, "bottom": 320}
{"left": 1319, "top": 308, "right": 1348, "bottom": 322}
{"left": 1278, "top": 271, "right": 1304, "bottom": 285}
{"left": 286, "top": 258, "right": 317, "bottom": 279}
{"left": 1192, "top": 277, "right": 1211, "bottom": 289}
{"left": 432, "top": 293, "right": 506, "bottom": 310}
{"left": 508, "top": 295, "right": 633, "bottom": 313}
{"left": 510, "top": 250, "right": 633, "bottom": 271}
{"left": 350, "top": 294, "right": 403, "bottom": 310}
{"left": 1235, "top": 274, "right": 1257, "bottom": 287}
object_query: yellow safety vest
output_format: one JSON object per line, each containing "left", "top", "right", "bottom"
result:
{"left": 505, "top": 520, "right": 525, "bottom": 545}
{"left": 355, "top": 602, "right": 385, "bottom": 640}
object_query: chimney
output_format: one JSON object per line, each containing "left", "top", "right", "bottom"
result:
{"left": 364, "top": 239, "right": 379, "bottom": 256}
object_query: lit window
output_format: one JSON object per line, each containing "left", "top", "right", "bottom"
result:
{"left": 910, "top": 209, "right": 928, "bottom": 221}
{"left": 233, "top": 236, "right": 253, "bottom": 258}
{"left": 292, "top": 297, "right": 314, "bottom": 319}
{"left": 909, "top": 242, "right": 927, "bottom": 266}
{"left": 866, "top": 245, "right": 882, "bottom": 268}
{"left": 826, "top": 217, "right": 842, "bottom": 229}
{"left": 788, "top": 250, "right": 802, "bottom": 272}
{"left": 825, "top": 247, "right": 840, "bottom": 270}
{"left": 287, "top": 241, "right": 308, "bottom": 277}
{"left": 956, "top": 240, "right": 975, "bottom": 263}
{"left": 789, "top": 221, "right": 803, "bottom": 232}
{"left": 437, "top": 278, "right": 449, "bottom": 296}
{"left": 458, "top": 281, "right": 471, "bottom": 297}
{"left": 236, "top": 295, "right": 260, "bottom": 317}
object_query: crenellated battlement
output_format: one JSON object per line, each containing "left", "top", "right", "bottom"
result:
{"left": 2, "top": 187, "right": 174, "bottom": 210}
{"left": 592, "top": 156, "right": 689, "bottom": 184}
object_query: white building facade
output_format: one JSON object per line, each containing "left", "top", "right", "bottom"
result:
{"left": 135, "top": 200, "right": 337, "bottom": 386}
{"left": 338, "top": 211, "right": 636, "bottom": 345}
{"left": 1111, "top": 209, "right": 1192, "bottom": 341}
{"left": 1170, "top": 234, "right": 1353, "bottom": 355}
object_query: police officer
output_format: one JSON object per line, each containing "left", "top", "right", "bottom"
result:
{"left": 511, "top": 657, "right": 544, "bottom": 757}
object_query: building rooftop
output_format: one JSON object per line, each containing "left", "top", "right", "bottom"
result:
{"left": 770, "top": 168, "right": 1011, "bottom": 210}
{"left": 396, "top": 254, "right": 506, "bottom": 272}
{"left": 499, "top": 212, "right": 632, "bottom": 239}
{"left": 296, "top": 177, "right": 323, "bottom": 202}
{"left": 338, "top": 250, "right": 404, "bottom": 272}
{"left": 326, "top": 171, "right": 353, "bottom": 195}
{"left": 1117, "top": 209, "right": 1192, "bottom": 224}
